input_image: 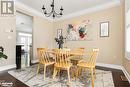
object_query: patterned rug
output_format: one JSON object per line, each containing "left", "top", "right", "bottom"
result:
{"left": 8, "top": 65, "right": 114, "bottom": 87}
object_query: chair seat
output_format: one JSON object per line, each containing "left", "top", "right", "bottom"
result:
{"left": 54, "top": 62, "right": 72, "bottom": 69}
{"left": 77, "top": 62, "right": 95, "bottom": 68}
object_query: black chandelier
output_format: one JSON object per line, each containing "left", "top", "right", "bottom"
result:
{"left": 42, "top": 0, "right": 63, "bottom": 19}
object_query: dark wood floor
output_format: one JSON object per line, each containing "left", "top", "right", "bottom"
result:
{"left": 96, "top": 66, "right": 130, "bottom": 87}
{"left": 0, "top": 71, "right": 28, "bottom": 87}
{"left": 0, "top": 66, "right": 130, "bottom": 87}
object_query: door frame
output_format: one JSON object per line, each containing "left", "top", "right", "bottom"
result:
{"left": 16, "top": 10, "right": 34, "bottom": 65}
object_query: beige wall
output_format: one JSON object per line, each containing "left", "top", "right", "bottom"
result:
{"left": 0, "top": 17, "right": 16, "bottom": 66}
{"left": 33, "top": 16, "right": 53, "bottom": 60}
{"left": 54, "top": 6, "right": 123, "bottom": 65}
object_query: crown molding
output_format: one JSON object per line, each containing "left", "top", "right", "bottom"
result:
{"left": 15, "top": 1, "right": 54, "bottom": 22}
{"left": 54, "top": 1, "right": 121, "bottom": 22}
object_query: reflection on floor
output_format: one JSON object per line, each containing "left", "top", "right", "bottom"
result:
{"left": 21, "top": 52, "right": 30, "bottom": 68}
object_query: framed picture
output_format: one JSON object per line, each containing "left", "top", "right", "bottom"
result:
{"left": 100, "top": 21, "right": 109, "bottom": 37}
{"left": 57, "top": 29, "right": 62, "bottom": 38}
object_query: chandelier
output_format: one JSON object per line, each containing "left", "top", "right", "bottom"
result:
{"left": 42, "top": 0, "right": 63, "bottom": 19}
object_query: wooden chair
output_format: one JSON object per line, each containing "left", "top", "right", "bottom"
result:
{"left": 37, "top": 48, "right": 55, "bottom": 79}
{"left": 72, "top": 48, "right": 85, "bottom": 55}
{"left": 75, "top": 47, "right": 85, "bottom": 52}
{"left": 77, "top": 48, "right": 99, "bottom": 87}
{"left": 53, "top": 49, "right": 72, "bottom": 85}
{"left": 78, "top": 47, "right": 85, "bottom": 51}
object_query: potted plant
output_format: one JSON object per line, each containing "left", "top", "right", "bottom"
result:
{"left": 0, "top": 46, "right": 7, "bottom": 59}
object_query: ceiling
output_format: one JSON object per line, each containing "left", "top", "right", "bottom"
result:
{"left": 16, "top": 12, "right": 33, "bottom": 33}
{"left": 17, "top": 0, "right": 120, "bottom": 15}
{"left": 17, "top": 0, "right": 120, "bottom": 20}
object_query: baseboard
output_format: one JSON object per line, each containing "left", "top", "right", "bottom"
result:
{"left": 0, "top": 64, "right": 16, "bottom": 72}
{"left": 31, "top": 59, "right": 38, "bottom": 64}
{"left": 122, "top": 66, "right": 130, "bottom": 83}
{"left": 96, "top": 63, "right": 122, "bottom": 70}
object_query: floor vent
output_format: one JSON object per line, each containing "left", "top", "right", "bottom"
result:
{"left": 121, "top": 76, "right": 128, "bottom": 81}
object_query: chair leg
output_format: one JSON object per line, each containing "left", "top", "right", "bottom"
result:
{"left": 67, "top": 69, "right": 71, "bottom": 84}
{"left": 57, "top": 69, "right": 60, "bottom": 76}
{"left": 37, "top": 64, "right": 40, "bottom": 74}
{"left": 94, "top": 67, "right": 96, "bottom": 79}
{"left": 53, "top": 67, "right": 58, "bottom": 79}
{"left": 43, "top": 65, "right": 46, "bottom": 79}
{"left": 78, "top": 67, "right": 82, "bottom": 77}
{"left": 90, "top": 68, "right": 94, "bottom": 87}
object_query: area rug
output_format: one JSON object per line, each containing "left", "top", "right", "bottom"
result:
{"left": 8, "top": 65, "right": 114, "bottom": 87}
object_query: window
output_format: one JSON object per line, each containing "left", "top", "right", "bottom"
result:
{"left": 125, "top": 0, "right": 130, "bottom": 60}
{"left": 21, "top": 37, "right": 26, "bottom": 44}
{"left": 125, "top": 26, "right": 130, "bottom": 60}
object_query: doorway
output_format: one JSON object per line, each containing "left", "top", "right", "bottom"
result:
{"left": 16, "top": 11, "right": 33, "bottom": 68}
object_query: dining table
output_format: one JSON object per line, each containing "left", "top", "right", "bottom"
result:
{"left": 46, "top": 49, "right": 84, "bottom": 64}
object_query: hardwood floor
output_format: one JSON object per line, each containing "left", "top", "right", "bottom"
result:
{"left": 96, "top": 66, "right": 130, "bottom": 87}
{"left": 0, "top": 70, "right": 28, "bottom": 87}
{"left": 0, "top": 66, "right": 129, "bottom": 87}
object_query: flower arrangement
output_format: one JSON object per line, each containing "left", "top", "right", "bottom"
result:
{"left": 0, "top": 46, "right": 7, "bottom": 59}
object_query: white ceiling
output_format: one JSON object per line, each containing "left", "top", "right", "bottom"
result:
{"left": 17, "top": 0, "right": 120, "bottom": 16}
{"left": 16, "top": 0, "right": 120, "bottom": 21}
{"left": 16, "top": 12, "right": 33, "bottom": 33}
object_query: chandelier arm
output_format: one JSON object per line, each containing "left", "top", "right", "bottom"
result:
{"left": 46, "top": 12, "right": 53, "bottom": 17}
{"left": 45, "top": 13, "right": 52, "bottom": 17}
{"left": 44, "top": 10, "right": 53, "bottom": 17}
{"left": 53, "top": 12, "right": 62, "bottom": 18}
{"left": 54, "top": 13, "right": 62, "bottom": 17}
{"left": 53, "top": 10, "right": 62, "bottom": 16}
{"left": 55, "top": 14, "right": 62, "bottom": 18}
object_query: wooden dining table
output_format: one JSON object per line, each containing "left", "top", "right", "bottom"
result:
{"left": 46, "top": 50, "right": 84, "bottom": 55}
{"left": 46, "top": 50, "right": 84, "bottom": 63}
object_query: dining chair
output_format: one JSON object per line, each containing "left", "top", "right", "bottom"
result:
{"left": 52, "top": 49, "right": 72, "bottom": 85}
{"left": 37, "top": 48, "right": 55, "bottom": 79}
{"left": 77, "top": 48, "right": 99, "bottom": 87}
{"left": 73, "top": 48, "right": 85, "bottom": 56}
{"left": 70, "top": 48, "right": 85, "bottom": 64}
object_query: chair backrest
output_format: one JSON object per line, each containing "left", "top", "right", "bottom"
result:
{"left": 79, "top": 47, "right": 85, "bottom": 50}
{"left": 82, "top": 48, "right": 99, "bottom": 67}
{"left": 93, "top": 48, "right": 99, "bottom": 52}
{"left": 73, "top": 48, "right": 85, "bottom": 55}
{"left": 54, "top": 49, "right": 70, "bottom": 66}
{"left": 89, "top": 48, "right": 99, "bottom": 66}
{"left": 37, "top": 48, "right": 50, "bottom": 64}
